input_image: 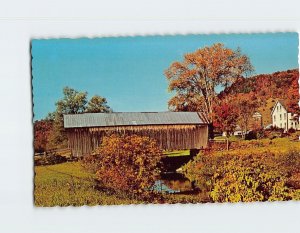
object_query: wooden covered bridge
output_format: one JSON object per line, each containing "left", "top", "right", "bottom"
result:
{"left": 63, "top": 112, "right": 209, "bottom": 157}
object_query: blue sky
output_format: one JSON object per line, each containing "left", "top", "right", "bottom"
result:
{"left": 32, "top": 33, "right": 298, "bottom": 120}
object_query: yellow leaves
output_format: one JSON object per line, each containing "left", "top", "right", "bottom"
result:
{"left": 183, "top": 138, "right": 300, "bottom": 203}
{"left": 209, "top": 165, "right": 286, "bottom": 202}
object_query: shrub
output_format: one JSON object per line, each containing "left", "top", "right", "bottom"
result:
{"left": 34, "top": 119, "right": 53, "bottom": 153}
{"left": 265, "top": 127, "right": 284, "bottom": 139}
{"left": 245, "top": 130, "right": 257, "bottom": 140}
{"left": 82, "top": 134, "right": 162, "bottom": 197}
{"left": 183, "top": 141, "right": 300, "bottom": 202}
{"left": 34, "top": 154, "right": 68, "bottom": 166}
{"left": 288, "top": 128, "right": 296, "bottom": 134}
{"left": 209, "top": 162, "right": 292, "bottom": 202}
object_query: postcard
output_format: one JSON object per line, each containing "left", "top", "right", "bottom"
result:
{"left": 32, "top": 33, "right": 299, "bottom": 206}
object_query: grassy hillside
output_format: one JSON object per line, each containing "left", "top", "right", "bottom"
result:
{"left": 34, "top": 162, "right": 141, "bottom": 206}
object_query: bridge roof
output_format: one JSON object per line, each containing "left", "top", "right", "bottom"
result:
{"left": 64, "top": 112, "right": 208, "bottom": 128}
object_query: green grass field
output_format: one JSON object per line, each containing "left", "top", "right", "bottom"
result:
{"left": 163, "top": 150, "right": 190, "bottom": 157}
{"left": 214, "top": 135, "right": 242, "bottom": 142}
{"left": 34, "top": 162, "right": 141, "bottom": 206}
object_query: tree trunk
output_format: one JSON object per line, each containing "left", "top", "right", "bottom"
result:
{"left": 226, "top": 136, "right": 229, "bottom": 151}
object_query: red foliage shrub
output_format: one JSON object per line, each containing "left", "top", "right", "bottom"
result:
{"left": 34, "top": 119, "right": 53, "bottom": 153}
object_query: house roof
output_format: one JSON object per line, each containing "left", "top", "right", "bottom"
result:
{"left": 271, "top": 99, "right": 289, "bottom": 115}
{"left": 265, "top": 124, "right": 273, "bottom": 129}
{"left": 63, "top": 112, "right": 209, "bottom": 128}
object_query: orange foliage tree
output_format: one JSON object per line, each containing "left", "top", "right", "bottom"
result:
{"left": 33, "top": 119, "right": 53, "bottom": 153}
{"left": 287, "top": 74, "right": 299, "bottom": 116}
{"left": 82, "top": 134, "right": 162, "bottom": 197}
{"left": 213, "top": 97, "right": 239, "bottom": 136}
{"left": 165, "top": 43, "right": 253, "bottom": 123}
{"left": 220, "top": 69, "right": 298, "bottom": 106}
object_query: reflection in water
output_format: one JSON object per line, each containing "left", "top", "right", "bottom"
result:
{"left": 154, "top": 153, "right": 197, "bottom": 194}
{"left": 153, "top": 172, "right": 195, "bottom": 194}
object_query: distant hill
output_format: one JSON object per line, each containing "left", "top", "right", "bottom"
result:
{"left": 219, "top": 69, "right": 299, "bottom": 127}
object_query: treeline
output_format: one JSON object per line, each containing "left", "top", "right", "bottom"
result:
{"left": 220, "top": 69, "right": 299, "bottom": 114}
{"left": 213, "top": 69, "right": 299, "bottom": 135}
{"left": 221, "top": 69, "right": 297, "bottom": 98}
{"left": 34, "top": 87, "right": 111, "bottom": 153}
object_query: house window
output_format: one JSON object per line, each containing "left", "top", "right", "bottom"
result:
{"left": 280, "top": 114, "right": 282, "bottom": 120}
{"left": 284, "top": 113, "right": 286, "bottom": 120}
{"left": 274, "top": 115, "right": 276, "bottom": 121}
{"left": 277, "top": 106, "right": 279, "bottom": 112}
{"left": 280, "top": 123, "right": 282, "bottom": 128}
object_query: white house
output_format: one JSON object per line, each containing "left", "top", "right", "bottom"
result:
{"left": 233, "top": 125, "right": 243, "bottom": 136}
{"left": 271, "top": 100, "right": 299, "bottom": 131}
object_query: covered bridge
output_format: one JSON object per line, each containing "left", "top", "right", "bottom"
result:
{"left": 64, "top": 112, "right": 209, "bottom": 157}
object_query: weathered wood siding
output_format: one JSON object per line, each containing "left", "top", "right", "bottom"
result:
{"left": 66, "top": 124, "right": 208, "bottom": 157}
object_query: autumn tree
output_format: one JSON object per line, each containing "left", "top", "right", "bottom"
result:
{"left": 213, "top": 97, "right": 239, "bottom": 149}
{"left": 33, "top": 119, "right": 53, "bottom": 153}
{"left": 165, "top": 43, "right": 253, "bottom": 124}
{"left": 287, "top": 74, "right": 299, "bottom": 116}
{"left": 82, "top": 134, "right": 162, "bottom": 197}
{"left": 214, "top": 93, "right": 260, "bottom": 142}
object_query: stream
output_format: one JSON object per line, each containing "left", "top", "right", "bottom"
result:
{"left": 153, "top": 172, "right": 195, "bottom": 194}
{"left": 152, "top": 154, "right": 197, "bottom": 194}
